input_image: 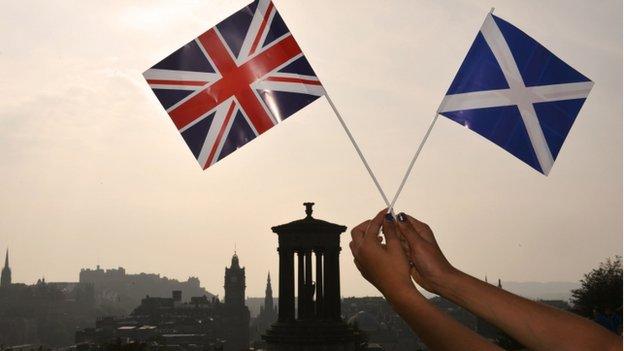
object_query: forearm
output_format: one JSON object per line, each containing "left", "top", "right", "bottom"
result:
{"left": 437, "top": 270, "right": 621, "bottom": 351}
{"left": 386, "top": 288, "right": 502, "bottom": 351}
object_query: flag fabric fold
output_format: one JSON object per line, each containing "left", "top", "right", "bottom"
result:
{"left": 439, "top": 13, "right": 593, "bottom": 175}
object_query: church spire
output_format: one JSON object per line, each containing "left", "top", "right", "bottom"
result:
{"left": 264, "top": 270, "right": 274, "bottom": 311}
{"left": 266, "top": 271, "right": 273, "bottom": 293}
{"left": 1, "top": 248, "right": 11, "bottom": 287}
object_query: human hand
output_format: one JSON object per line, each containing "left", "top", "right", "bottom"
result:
{"left": 396, "top": 213, "right": 458, "bottom": 295}
{"left": 349, "top": 209, "right": 420, "bottom": 302}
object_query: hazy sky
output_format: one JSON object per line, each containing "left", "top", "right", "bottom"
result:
{"left": 0, "top": 0, "right": 621, "bottom": 298}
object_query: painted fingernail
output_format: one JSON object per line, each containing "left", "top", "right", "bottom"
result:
{"left": 384, "top": 213, "right": 394, "bottom": 222}
{"left": 398, "top": 213, "right": 407, "bottom": 222}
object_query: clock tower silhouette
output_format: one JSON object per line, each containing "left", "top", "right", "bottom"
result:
{"left": 223, "top": 251, "right": 250, "bottom": 351}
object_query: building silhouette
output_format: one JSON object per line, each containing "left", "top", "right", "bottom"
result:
{"left": 223, "top": 252, "right": 251, "bottom": 351}
{"left": 0, "top": 248, "right": 98, "bottom": 347}
{"left": 263, "top": 202, "right": 359, "bottom": 350}
{"left": 251, "top": 272, "right": 278, "bottom": 344}
{"left": 76, "top": 253, "right": 251, "bottom": 350}
{"left": 79, "top": 265, "right": 212, "bottom": 313}
{"left": 1, "top": 249, "right": 11, "bottom": 287}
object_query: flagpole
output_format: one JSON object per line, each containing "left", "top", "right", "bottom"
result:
{"left": 386, "top": 8, "right": 495, "bottom": 214}
{"left": 387, "top": 109, "right": 440, "bottom": 214}
{"left": 324, "top": 93, "right": 392, "bottom": 209}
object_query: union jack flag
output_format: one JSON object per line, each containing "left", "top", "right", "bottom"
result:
{"left": 144, "top": 0, "right": 325, "bottom": 169}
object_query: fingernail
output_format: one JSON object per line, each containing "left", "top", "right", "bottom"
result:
{"left": 398, "top": 213, "right": 407, "bottom": 222}
{"left": 384, "top": 213, "right": 394, "bottom": 222}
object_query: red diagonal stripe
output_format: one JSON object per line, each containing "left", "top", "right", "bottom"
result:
{"left": 205, "top": 100, "right": 237, "bottom": 169}
{"left": 265, "top": 76, "right": 322, "bottom": 85}
{"left": 169, "top": 32, "right": 302, "bottom": 131}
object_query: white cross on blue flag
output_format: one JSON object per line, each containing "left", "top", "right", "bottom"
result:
{"left": 439, "top": 13, "right": 593, "bottom": 175}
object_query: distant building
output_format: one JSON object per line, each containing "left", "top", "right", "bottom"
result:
{"left": 343, "top": 296, "right": 426, "bottom": 350}
{"left": 223, "top": 252, "right": 251, "bottom": 351}
{"left": 250, "top": 272, "right": 278, "bottom": 344}
{"left": 76, "top": 253, "right": 251, "bottom": 351}
{"left": 0, "top": 280, "right": 97, "bottom": 346}
{"left": 79, "top": 265, "right": 213, "bottom": 313}
{"left": 1, "top": 249, "right": 11, "bottom": 287}
{"left": 76, "top": 291, "right": 225, "bottom": 350}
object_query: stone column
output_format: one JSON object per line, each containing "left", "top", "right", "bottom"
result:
{"left": 323, "top": 248, "right": 334, "bottom": 319}
{"left": 304, "top": 251, "right": 313, "bottom": 318}
{"left": 297, "top": 251, "right": 304, "bottom": 319}
{"left": 315, "top": 250, "right": 323, "bottom": 318}
{"left": 323, "top": 247, "right": 341, "bottom": 320}
{"left": 278, "top": 247, "right": 295, "bottom": 322}
{"left": 333, "top": 247, "right": 341, "bottom": 320}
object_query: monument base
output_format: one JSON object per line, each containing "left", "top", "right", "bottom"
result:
{"left": 262, "top": 319, "right": 359, "bottom": 351}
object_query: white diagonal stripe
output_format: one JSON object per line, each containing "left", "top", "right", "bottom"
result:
{"left": 208, "top": 101, "right": 239, "bottom": 167}
{"left": 480, "top": 13, "right": 555, "bottom": 174}
{"left": 529, "top": 81, "right": 594, "bottom": 102}
{"left": 440, "top": 89, "right": 514, "bottom": 112}
{"left": 164, "top": 38, "right": 223, "bottom": 113}
{"left": 254, "top": 80, "right": 326, "bottom": 96}
{"left": 439, "top": 81, "right": 593, "bottom": 113}
{"left": 237, "top": 0, "right": 272, "bottom": 63}
{"left": 196, "top": 99, "right": 236, "bottom": 168}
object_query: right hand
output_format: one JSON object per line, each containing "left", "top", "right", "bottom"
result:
{"left": 349, "top": 209, "right": 418, "bottom": 301}
{"left": 396, "top": 212, "right": 457, "bottom": 295}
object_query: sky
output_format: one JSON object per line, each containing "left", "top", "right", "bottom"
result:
{"left": 0, "top": 0, "right": 621, "bottom": 298}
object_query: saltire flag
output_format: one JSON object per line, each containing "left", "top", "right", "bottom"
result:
{"left": 439, "top": 13, "right": 593, "bottom": 175}
{"left": 144, "top": 0, "right": 324, "bottom": 169}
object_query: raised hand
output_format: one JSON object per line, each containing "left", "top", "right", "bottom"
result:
{"left": 395, "top": 212, "right": 457, "bottom": 294}
{"left": 349, "top": 209, "right": 418, "bottom": 301}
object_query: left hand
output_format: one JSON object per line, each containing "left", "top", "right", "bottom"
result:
{"left": 349, "top": 209, "right": 417, "bottom": 301}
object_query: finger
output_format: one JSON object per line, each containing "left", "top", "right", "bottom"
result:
{"left": 396, "top": 215, "right": 427, "bottom": 249}
{"left": 364, "top": 209, "right": 388, "bottom": 241}
{"left": 353, "top": 259, "right": 367, "bottom": 278}
{"left": 398, "top": 235, "right": 411, "bottom": 255}
{"left": 350, "top": 220, "right": 370, "bottom": 244}
{"left": 403, "top": 214, "right": 436, "bottom": 244}
{"left": 381, "top": 215, "right": 401, "bottom": 251}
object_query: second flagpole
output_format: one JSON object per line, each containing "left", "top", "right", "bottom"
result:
{"left": 386, "top": 8, "right": 495, "bottom": 213}
{"left": 324, "top": 93, "right": 392, "bottom": 210}
{"left": 387, "top": 110, "right": 440, "bottom": 214}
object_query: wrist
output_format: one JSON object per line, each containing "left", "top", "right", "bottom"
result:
{"left": 430, "top": 266, "right": 464, "bottom": 297}
{"left": 384, "top": 284, "right": 425, "bottom": 307}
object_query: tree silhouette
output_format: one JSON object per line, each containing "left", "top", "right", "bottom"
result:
{"left": 571, "top": 256, "right": 622, "bottom": 317}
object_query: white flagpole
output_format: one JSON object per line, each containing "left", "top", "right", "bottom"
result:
{"left": 325, "top": 93, "right": 392, "bottom": 209}
{"left": 387, "top": 110, "right": 440, "bottom": 213}
{"left": 386, "top": 8, "right": 495, "bottom": 214}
